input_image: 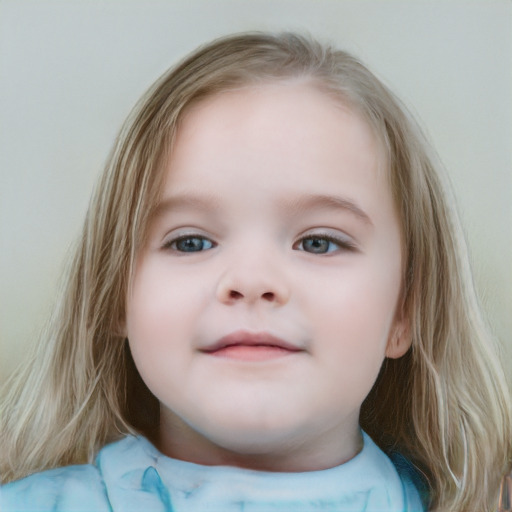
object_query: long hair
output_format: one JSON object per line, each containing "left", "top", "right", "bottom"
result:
{"left": 1, "top": 32, "right": 510, "bottom": 511}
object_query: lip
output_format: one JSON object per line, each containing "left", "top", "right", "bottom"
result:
{"left": 200, "top": 330, "right": 304, "bottom": 361}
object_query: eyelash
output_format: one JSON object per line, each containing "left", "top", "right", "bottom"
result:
{"left": 162, "top": 233, "right": 356, "bottom": 255}
{"left": 162, "top": 235, "right": 217, "bottom": 253}
{"left": 294, "top": 234, "right": 357, "bottom": 254}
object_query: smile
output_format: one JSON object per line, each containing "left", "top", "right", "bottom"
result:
{"left": 200, "top": 331, "right": 304, "bottom": 362}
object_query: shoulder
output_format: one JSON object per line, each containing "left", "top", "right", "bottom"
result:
{"left": 0, "top": 436, "right": 158, "bottom": 512}
{"left": 1, "top": 463, "right": 111, "bottom": 511}
{"left": 361, "top": 432, "right": 428, "bottom": 511}
{"left": 388, "top": 451, "right": 430, "bottom": 511}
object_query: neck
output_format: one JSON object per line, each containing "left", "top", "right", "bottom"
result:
{"left": 157, "top": 410, "right": 363, "bottom": 472}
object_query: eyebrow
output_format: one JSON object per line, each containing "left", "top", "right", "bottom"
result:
{"left": 153, "top": 193, "right": 223, "bottom": 218}
{"left": 282, "top": 194, "right": 373, "bottom": 226}
{"left": 153, "top": 192, "right": 373, "bottom": 226}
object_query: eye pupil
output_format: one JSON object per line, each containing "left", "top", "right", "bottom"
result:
{"left": 303, "top": 237, "right": 330, "bottom": 254}
{"left": 176, "top": 237, "right": 207, "bottom": 252}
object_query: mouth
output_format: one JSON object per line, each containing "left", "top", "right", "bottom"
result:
{"left": 200, "top": 331, "right": 304, "bottom": 362}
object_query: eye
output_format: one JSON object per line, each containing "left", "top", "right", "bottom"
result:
{"left": 295, "top": 235, "right": 355, "bottom": 254}
{"left": 164, "top": 235, "right": 215, "bottom": 253}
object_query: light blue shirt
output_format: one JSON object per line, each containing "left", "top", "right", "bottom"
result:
{"left": 1, "top": 432, "right": 425, "bottom": 511}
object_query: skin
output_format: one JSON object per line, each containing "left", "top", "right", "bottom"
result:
{"left": 125, "top": 81, "right": 410, "bottom": 472}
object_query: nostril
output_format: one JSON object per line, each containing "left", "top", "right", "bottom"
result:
{"left": 223, "top": 289, "right": 279, "bottom": 302}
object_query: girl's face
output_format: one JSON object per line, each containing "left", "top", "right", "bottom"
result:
{"left": 126, "top": 82, "right": 410, "bottom": 471}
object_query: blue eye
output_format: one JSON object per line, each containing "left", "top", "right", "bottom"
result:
{"left": 166, "top": 236, "right": 215, "bottom": 253}
{"left": 297, "top": 235, "right": 353, "bottom": 254}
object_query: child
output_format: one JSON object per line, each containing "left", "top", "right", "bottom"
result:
{"left": 1, "top": 32, "right": 511, "bottom": 512}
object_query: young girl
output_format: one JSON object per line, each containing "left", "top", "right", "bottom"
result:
{"left": 1, "top": 32, "right": 510, "bottom": 512}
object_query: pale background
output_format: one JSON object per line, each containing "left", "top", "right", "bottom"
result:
{"left": 1, "top": 0, "right": 511, "bottom": 384}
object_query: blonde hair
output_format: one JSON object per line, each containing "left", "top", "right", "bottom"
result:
{"left": 1, "top": 32, "right": 510, "bottom": 511}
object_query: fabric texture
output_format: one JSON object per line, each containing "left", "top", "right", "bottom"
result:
{"left": 1, "top": 432, "right": 425, "bottom": 511}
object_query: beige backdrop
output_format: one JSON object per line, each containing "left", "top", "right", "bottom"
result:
{"left": 1, "top": 0, "right": 511, "bottom": 383}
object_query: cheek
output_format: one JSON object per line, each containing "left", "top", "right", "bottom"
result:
{"left": 127, "top": 258, "right": 204, "bottom": 333}
{"left": 306, "top": 259, "right": 401, "bottom": 372}
{"left": 125, "top": 261, "right": 205, "bottom": 385}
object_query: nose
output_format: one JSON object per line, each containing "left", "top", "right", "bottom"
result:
{"left": 216, "top": 259, "right": 290, "bottom": 306}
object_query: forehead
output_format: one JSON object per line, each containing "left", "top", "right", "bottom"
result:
{"left": 150, "top": 82, "right": 396, "bottom": 230}
{"left": 180, "top": 80, "right": 376, "bottom": 143}
{"left": 168, "top": 82, "right": 385, "bottom": 184}
{"left": 179, "top": 79, "right": 384, "bottom": 146}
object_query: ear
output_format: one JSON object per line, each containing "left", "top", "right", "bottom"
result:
{"left": 113, "top": 315, "right": 127, "bottom": 338}
{"left": 385, "top": 317, "right": 412, "bottom": 359}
